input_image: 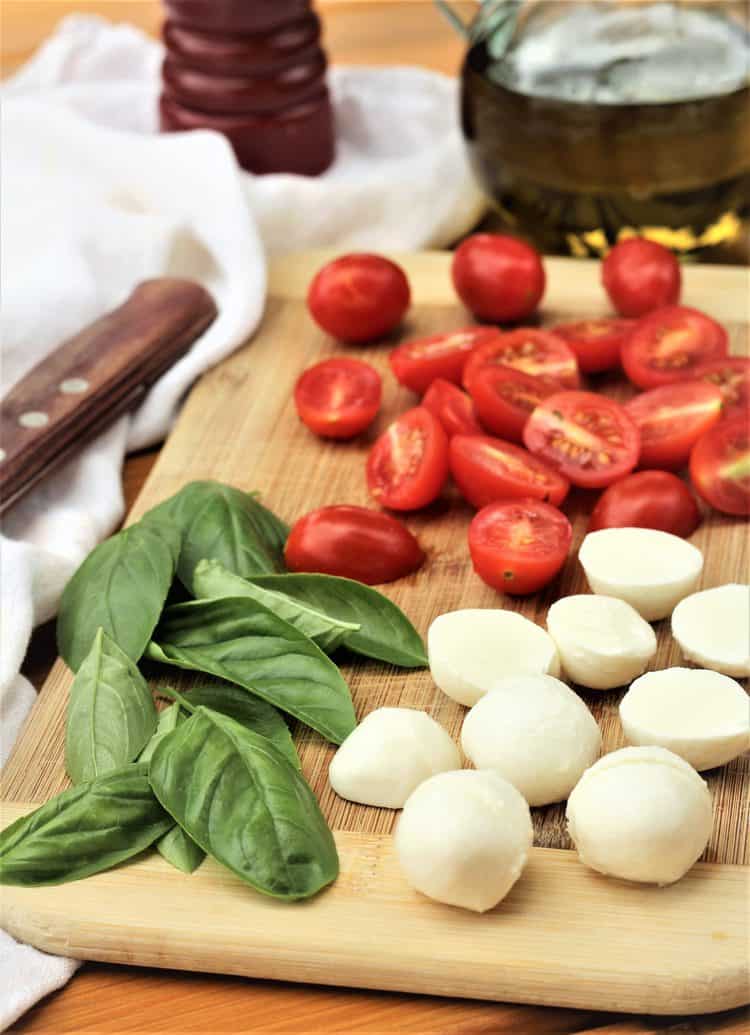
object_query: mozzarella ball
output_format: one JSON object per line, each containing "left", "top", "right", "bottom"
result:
{"left": 566, "top": 746, "right": 712, "bottom": 885}
{"left": 619, "top": 668, "right": 750, "bottom": 771}
{"left": 428, "top": 609, "right": 560, "bottom": 707}
{"left": 461, "top": 675, "right": 601, "bottom": 806}
{"left": 546, "top": 595, "right": 657, "bottom": 690}
{"left": 395, "top": 770, "right": 533, "bottom": 912}
{"left": 672, "top": 584, "right": 750, "bottom": 678}
{"left": 579, "top": 528, "right": 703, "bottom": 621}
{"left": 329, "top": 708, "right": 460, "bottom": 808}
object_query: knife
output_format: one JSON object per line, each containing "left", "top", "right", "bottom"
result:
{"left": 0, "top": 278, "right": 218, "bottom": 515}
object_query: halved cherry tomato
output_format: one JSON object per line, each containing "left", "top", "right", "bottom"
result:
{"left": 621, "top": 305, "right": 729, "bottom": 390}
{"left": 294, "top": 358, "right": 382, "bottom": 439}
{"left": 389, "top": 326, "right": 501, "bottom": 394}
{"left": 449, "top": 434, "right": 570, "bottom": 509}
{"left": 523, "top": 390, "right": 640, "bottom": 488}
{"left": 690, "top": 416, "right": 750, "bottom": 516}
{"left": 366, "top": 406, "right": 449, "bottom": 510}
{"left": 462, "top": 328, "right": 581, "bottom": 393}
{"left": 602, "top": 238, "right": 681, "bottom": 317}
{"left": 307, "top": 254, "right": 410, "bottom": 343}
{"left": 682, "top": 357, "right": 750, "bottom": 421}
{"left": 588, "top": 471, "right": 702, "bottom": 538}
{"left": 468, "top": 499, "right": 572, "bottom": 596}
{"left": 423, "top": 378, "right": 482, "bottom": 437}
{"left": 468, "top": 364, "right": 556, "bottom": 442}
{"left": 625, "top": 381, "right": 723, "bottom": 471}
{"left": 285, "top": 505, "right": 425, "bottom": 584}
{"left": 451, "top": 234, "right": 545, "bottom": 323}
{"left": 551, "top": 318, "right": 635, "bottom": 374}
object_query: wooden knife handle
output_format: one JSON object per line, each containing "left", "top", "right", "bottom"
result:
{"left": 0, "top": 278, "right": 218, "bottom": 514}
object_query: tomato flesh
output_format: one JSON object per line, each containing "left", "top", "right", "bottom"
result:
{"left": 451, "top": 234, "right": 546, "bottom": 323}
{"left": 602, "top": 238, "right": 681, "bottom": 317}
{"left": 621, "top": 305, "right": 729, "bottom": 390}
{"left": 625, "top": 381, "right": 723, "bottom": 471}
{"left": 422, "top": 378, "right": 482, "bottom": 437}
{"left": 468, "top": 364, "right": 556, "bottom": 442}
{"left": 552, "top": 318, "right": 635, "bottom": 374}
{"left": 307, "top": 253, "right": 410, "bottom": 344}
{"left": 449, "top": 434, "right": 570, "bottom": 509}
{"left": 389, "top": 326, "right": 500, "bottom": 394}
{"left": 294, "top": 357, "right": 382, "bottom": 439}
{"left": 469, "top": 499, "right": 572, "bottom": 596}
{"left": 366, "top": 406, "right": 449, "bottom": 510}
{"left": 463, "top": 328, "right": 581, "bottom": 393}
{"left": 588, "top": 471, "right": 702, "bottom": 538}
{"left": 683, "top": 357, "right": 750, "bottom": 421}
{"left": 523, "top": 390, "right": 640, "bottom": 488}
{"left": 690, "top": 416, "right": 750, "bottom": 516}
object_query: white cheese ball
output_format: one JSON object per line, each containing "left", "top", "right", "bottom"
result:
{"left": 461, "top": 675, "right": 601, "bottom": 806}
{"left": 578, "top": 528, "right": 703, "bottom": 621}
{"left": 546, "top": 594, "right": 657, "bottom": 690}
{"left": 428, "top": 609, "right": 560, "bottom": 707}
{"left": 619, "top": 668, "right": 750, "bottom": 771}
{"left": 566, "top": 746, "right": 712, "bottom": 885}
{"left": 672, "top": 584, "right": 750, "bottom": 678}
{"left": 329, "top": 708, "right": 460, "bottom": 808}
{"left": 395, "top": 770, "right": 533, "bottom": 912}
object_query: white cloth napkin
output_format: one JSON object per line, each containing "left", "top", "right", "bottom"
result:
{"left": 0, "top": 14, "right": 484, "bottom": 1028}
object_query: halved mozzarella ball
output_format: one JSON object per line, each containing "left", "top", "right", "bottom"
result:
{"left": 672, "top": 584, "right": 750, "bottom": 678}
{"left": 546, "top": 595, "right": 657, "bottom": 690}
{"left": 461, "top": 674, "right": 601, "bottom": 806}
{"left": 578, "top": 528, "right": 703, "bottom": 621}
{"left": 620, "top": 668, "right": 750, "bottom": 770}
{"left": 428, "top": 609, "right": 560, "bottom": 707}
{"left": 329, "top": 708, "right": 460, "bottom": 808}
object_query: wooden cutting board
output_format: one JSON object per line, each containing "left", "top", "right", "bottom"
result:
{"left": 2, "top": 252, "right": 749, "bottom": 1016}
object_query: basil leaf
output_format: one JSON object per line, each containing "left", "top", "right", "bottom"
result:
{"left": 65, "top": 629, "right": 157, "bottom": 784}
{"left": 147, "top": 597, "right": 355, "bottom": 744}
{"left": 149, "top": 709, "right": 338, "bottom": 900}
{"left": 192, "top": 559, "right": 359, "bottom": 654}
{"left": 137, "top": 701, "right": 183, "bottom": 765}
{"left": 0, "top": 764, "right": 172, "bottom": 886}
{"left": 57, "top": 518, "right": 181, "bottom": 671}
{"left": 155, "top": 824, "right": 205, "bottom": 874}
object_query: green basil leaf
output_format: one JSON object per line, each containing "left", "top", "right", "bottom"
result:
{"left": 137, "top": 701, "right": 183, "bottom": 765}
{"left": 149, "top": 709, "right": 338, "bottom": 900}
{"left": 192, "top": 559, "right": 359, "bottom": 653}
{"left": 0, "top": 764, "right": 172, "bottom": 886}
{"left": 147, "top": 597, "right": 356, "bottom": 744}
{"left": 155, "top": 824, "right": 205, "bottom": 874}
{"left": 57, "top": 518, "right": 181, "bottom": 671}
{"left": 65, "top": 629, "right": 157, "bottom": 784}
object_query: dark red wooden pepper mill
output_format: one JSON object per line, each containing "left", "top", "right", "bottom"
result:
{"left": 160, "top": 0, "right": 336, "bottom": 176}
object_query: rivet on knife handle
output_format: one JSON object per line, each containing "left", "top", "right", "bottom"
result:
{"left": 0, "top": 278, "right": 218, "bottom": 514}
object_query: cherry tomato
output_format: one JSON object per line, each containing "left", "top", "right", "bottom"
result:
{"left": 449, "top": 434, "right": 570, "bottom": 509}
{"left": 423, "top": 378, "right": 482, "bottom": 437}
{"left": 682, "top": 357, "right": 750, "bottom": 421}
{"left": 625, "top": 381, "right": 723, "bottom": 471}
{"left": 463, "top": 328, "right": 581, "bottom": 393}
{"left": 523, "top": 390, "right": 640, "bottom": 489}
{"left": 366, "top": 406, "right": 449, "bottom": 510}
{"left": 307, "top": 254, "right": 410, "bottom": 343}
{"left": 294, "top": 358, "right": 382, "bottom": 439}
{"left": 589, "top": 471, "right": 702, "bottom": 538}
{"left": 451, "top": 234, "right": 546, "bottom": 323}
{"left": 621, "top": 305, "right": 729, "bottom": 390}
{"left": 468, "top": 364, "right": 556, "bottom": 443}
{"left": 285, "top": 505, "right": 425, "bottom": 584}
{"left": 469, "top": 499, "right": 572, "bottom": 596}
{"left": 552, "top": 318, "right": 635, "bottom": 374}
{"left": 690, "top": 416, "right": 750, "bottom": 516}
{"left": 602, "top": 238, "right": 681, "bottom": 317}
{"left": 389, "top": 326, "right": 501, "bottom": 394}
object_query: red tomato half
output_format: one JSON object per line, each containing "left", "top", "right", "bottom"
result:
{"left": 285, "top": 505, "right": 425, "bottom": 584}
{"left": 451, "top": 234, "right": 545, "bottom": 323}
{"left": 690, "top": 416, "right": 750, "bottom": 516}
{"left": 602, "top": 238, "right": 681, "bottom": 317}
{"left": 468, "top": 364, "right": 556, "bottom": 442}
{"left": 389, "top": 326, "right": 501, "bottom": 394}
{"left": 449, "top": 434, "right": 570, "bottom": 509}
{"left": 625, "top": 381, "right": 723, "bottom": 470}
{"left": 588, "top": 471, "right": 702, "bottom": 538}
{"left": 366, "top": 406, "right": 449, "bottom": 510}
{"left": 552, "top": 318, "right": 635, "bottom": 374}
{"left": 469, "top": 499, "right": 572, "bottom": 596}
{"left": 307, "top": 254, "right": 410, "bottom": 343}
{"left": 523, "top": 391, "right": 640, "bottom": 489}
{"left": 423, "top": 379, "right": 482, "bottom": 437}
{"left": 463, "top": 328, "right": 581, "bottom": 393}
{"left": 621, "top": 306, "right": 729, "bottom": 390}
{"left": 294, "top": 358, "right": 382, "bottom": 439}
{"left": 684, "top": 357, "right": 750, "bottom": 421}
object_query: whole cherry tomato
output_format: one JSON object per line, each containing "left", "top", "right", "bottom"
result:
{"left": 366, "top": 406, "right": 449, "bottom": 510}
{"left": 588, "top": 471, "right": 702, "bottom": 538}
{"left": 389, "top": 326, "right": 501, "bottom": 394}
{"left": 690, "top": 415, "right": 750, "bottom": 516}
{"left": 294, "top": 357, "right": 382, "bottom": 439}
{"left": 307, "top": 254, "right": 410, "bottom": 343}
{"left": 621, "top": 306, "right": 729, "bottom": 390}
{"left": 625, "top": 381, "right": 723, "bottom": 471}
{"left": 422, "top": 378, "right": 482, "bottom": 437}
{"left": 449, "top": 434, "right": 570, "bottom": 509}
{"left": 551, "top": 318, "right": 635, "bottom": 374}
{"left": 602, "top": 238, "right": 681, "bottom": 317}
{"left": 451, "top": 234, "right": 545, "bottom": 323}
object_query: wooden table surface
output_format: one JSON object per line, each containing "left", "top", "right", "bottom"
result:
{"left": 4, "top": 2, "right": 749, "bottom": 1033}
